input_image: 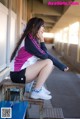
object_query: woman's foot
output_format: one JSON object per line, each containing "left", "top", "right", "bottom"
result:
{"left": 31, "top": 89, "right": 52, "bottom": 100}
{"left": 64, "top": 67, "right": 69, "bottom": 72}
{"left": 42, "top": 86, "right": 51, "bottom": 95}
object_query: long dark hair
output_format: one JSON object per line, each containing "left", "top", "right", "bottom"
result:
{"left": 10, "top": 17, "right": 44, "bottom": 61}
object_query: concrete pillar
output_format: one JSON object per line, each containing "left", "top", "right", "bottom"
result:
{"left": 16, "top": 0, "right": 22, "bottom": 37}
{"left": 6, "top": 0, "right": 12, "bottom": 65}
{"left": 27, "top": 0, "right": 32, "bottom": 21}
{"left": 77, "top": 22, "right": 80, "bottom": 62}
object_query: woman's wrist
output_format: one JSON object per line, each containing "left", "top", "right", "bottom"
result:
{"left": 40, "top": 41, "right": 44, "bottom": 43}
{"left": 40, "top": 38, "right": 44, "bottom": 42}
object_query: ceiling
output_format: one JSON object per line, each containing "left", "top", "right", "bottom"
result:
{"left": 27, "top": 0, "right": 71, "bottom": 32}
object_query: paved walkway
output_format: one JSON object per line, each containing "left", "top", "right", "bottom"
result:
{"left": 46, "top": 44, "right": 80, "bottom": 118}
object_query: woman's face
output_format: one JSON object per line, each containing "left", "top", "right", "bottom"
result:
{"left": 37, "top": 25, "right": 45, "bottom": 35}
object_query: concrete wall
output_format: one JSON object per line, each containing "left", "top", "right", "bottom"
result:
{"left": 55, "top": 43, "right": 80, "bottom": 72}
{"left": 0, "top": 0, "right": 28, "bottom": 82}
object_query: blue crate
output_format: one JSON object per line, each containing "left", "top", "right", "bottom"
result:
{"left": 0, "top": 101, "right": 28, "bottom": 119}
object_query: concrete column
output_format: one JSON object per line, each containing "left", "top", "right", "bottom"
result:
{"left": 27, "top": 0, "right": 32, "bottom": 21}
{"left": 6, "top": 0, "right": 12, "bottom": 65}
{"left": 25, "top": 0, "right": 27, "bottom": 21}
{"left": 77, "top": 22, "right": 80, "bottom": 62}
{"left": 67, "top": 27, "right": 70, "bottom": 56}
{"left": 16, "top": 0, "right": 22, "bottom": 37}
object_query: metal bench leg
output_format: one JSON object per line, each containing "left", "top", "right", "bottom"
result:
{"left": 5, "top": 88, "right": 9, "bottom": 100}
{"left": 7, "top": 89, "right": 11, "bottom": 100}
{"left": 2, "top": 87, "right": 6, "bottom": 100}
{"left": 20, "top": 88, "right": 24, "bottom": 101}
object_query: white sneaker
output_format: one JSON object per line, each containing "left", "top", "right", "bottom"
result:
{"left": 31, "top": 89, "right": 52, "bottom": 100}
{"left": 42, "top": 86, "right": 51, "bottom": 95}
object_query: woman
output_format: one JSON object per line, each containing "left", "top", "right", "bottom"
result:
{"left": 10, "top": 17, "right": 69, "bottom": 100}
{"left": 10, "top": 17, "right": 54, "bottom": 100}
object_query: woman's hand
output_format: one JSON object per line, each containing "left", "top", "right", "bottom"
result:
{"left": 37, "top": 32, "right": 44, "bottom": 42}
{"left": 64, "top": 67, "right": 69, "bottom": 72}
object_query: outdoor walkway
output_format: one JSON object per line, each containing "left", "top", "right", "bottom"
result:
{"left": 46, "top": 44, "right": 80, "bottom": 118}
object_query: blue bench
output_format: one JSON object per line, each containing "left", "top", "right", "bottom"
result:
{"left": 0, "top": 101, "right": 28, "bottom": 119}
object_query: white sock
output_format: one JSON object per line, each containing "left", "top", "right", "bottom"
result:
{"left": 33, "top": 87, "right": 42, "bottom": 93}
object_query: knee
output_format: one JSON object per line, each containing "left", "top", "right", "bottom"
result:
{"left": 45, "top": 59, "right": 54, "bottom": 69}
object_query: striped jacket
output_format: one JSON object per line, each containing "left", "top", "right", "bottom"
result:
{"left": 10, "top": 33, "right": 67, "bottom": 72}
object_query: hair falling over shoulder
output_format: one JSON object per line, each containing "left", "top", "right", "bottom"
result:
{"left": 10, "top": 17, "right": 44, "bottom": 61}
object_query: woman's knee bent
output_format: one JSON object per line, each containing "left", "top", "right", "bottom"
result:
{"left": 45, "top": 59, "right": 54, "bottom": 69}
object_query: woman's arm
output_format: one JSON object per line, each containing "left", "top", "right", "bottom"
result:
{"left": 25, "top": 35, "right": 48, "bottom": 59}
{"left": 37, "top": 33, "right": 48, "bottom": 52}
{"left": 37, "top": 34, "right": 69, "bottom": 71}
{"left": 47, "top": 52, "right": 68, "bottom": 71}
{"left": 25, "top": 34, "right": 69, "bottom": 71}
{"left": 40, "top": 42, "right": 47, "bottom": 52}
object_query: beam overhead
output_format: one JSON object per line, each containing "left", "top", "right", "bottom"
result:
{"left": 32, "top": 0, "right": 61, "bottom": 16}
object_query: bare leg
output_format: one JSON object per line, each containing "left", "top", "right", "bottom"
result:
{"left": 25, "top": 59, "right": 54, "bottom": 89}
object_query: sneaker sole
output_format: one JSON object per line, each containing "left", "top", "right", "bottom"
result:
{"left": 31, "top": 95, "right": 52, "bottom": 100}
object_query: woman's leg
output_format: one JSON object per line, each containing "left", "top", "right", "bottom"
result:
{"left": 25, "top": 59, "right": 53, "bottom": 89}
